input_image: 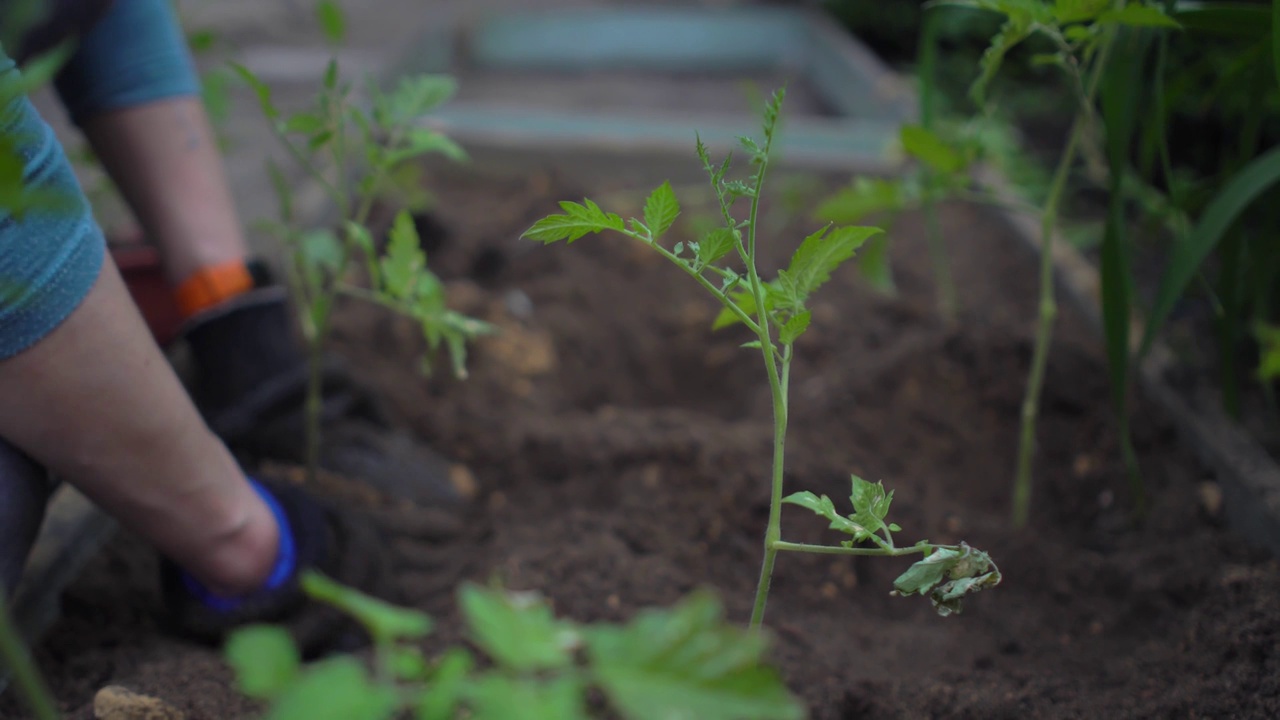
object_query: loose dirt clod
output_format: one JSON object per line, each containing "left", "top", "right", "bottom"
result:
{"left": 93, "top": 686, "right": 185, "bottom": 720}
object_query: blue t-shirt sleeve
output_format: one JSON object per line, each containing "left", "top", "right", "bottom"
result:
{"left": 0, "top": 55, "right": 106, "bottom": 360}
{"left": 54, "top": 0, "right": 201, "bottom": 124}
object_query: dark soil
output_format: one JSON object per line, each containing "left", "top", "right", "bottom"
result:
{"left": 5, "top": 168, "right": 1279, "bottom": 719}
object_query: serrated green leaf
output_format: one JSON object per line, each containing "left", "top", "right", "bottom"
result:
{"left": 384, "top": 127, "right": 468, "bottom": 166}
{"left": 586, "top": 591, "right": 803, "bottom": 720}
{"left": 376, "top": 75, "right": 457, "bottom": 128}
{"left": 302, "top": 572, "right": 432, "bottom": 642}
{"left": 315, "top": 0, "right": 346, "bottom": 44}
{"left": 778, "top": 225, "right": 881, "bottom": 310}
{"left": 1097, "top": 5, "right": 1181, "bottom": 29}
{"left": 381, "top": 210, "right": 426, "bottom": 299}
{"left": 415, "top": 648, "right": 473, "bottom": 720}
{"left": 779, "top": 311, "right": 811, "bottom": 344}
{"left": 225, "top": 625, "right": 299, "bottom": 699}
{"left": 264, "top": 657, "right": 398, "bottom": 720}
{"left": 814, "top": 178, "right": 905, "bottom": 224}
{"left": 972, "top": 17, "right": 1034, "bottom": 106}
{"left": 849, "top": 475, "right": 895, "bottom": 541}
{"left": 469, "top": 676, "right": 587, "bottom": 720}
{"left": 723, "top": 179, "right": 756, "bottom": 199}
{"left": 521, "top": 199, "right": 626, "bottom": 243}
{"left": 459, "top": 585, "right": 579, "bottom": 672}
{"left": 781, "top": 490, "right": 874, "bottom": 542}
{"left": 643, "top": 181, "right": 681, "bottom": 239}
{"left": 696, "top": 228, "right": 737, "bottom": 268}
{"left": 900, "top": 125, "right": 966, "bottom": 174}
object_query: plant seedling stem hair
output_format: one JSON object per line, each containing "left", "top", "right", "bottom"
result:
{"left": 522, "top": 88, "right": 1000, "bottom": 630}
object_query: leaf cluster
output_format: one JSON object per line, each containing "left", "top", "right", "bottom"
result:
{"left": 226, "top": 573, "right": 804, "bottom": 720}
{"left": 522, "top": 89, "right": 881, "bottom": 351}
{"left": 234, "top": 29, "right": 485, "bottom": 378}
{"left": 782, "top": 476, "right": 1001, "bottom": 616}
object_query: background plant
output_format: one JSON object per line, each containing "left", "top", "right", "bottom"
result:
{"left": 522, "top": 88, "right": 1000, "bottom": 628}
{"left": 814, "top": 0, "right": 1280, "bottom": 527}
{"left": 232, "top": 1, "right": 490, "bottom": 483}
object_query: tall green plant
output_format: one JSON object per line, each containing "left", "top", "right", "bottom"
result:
{"left": 232, "top": 3, "right": 489, "bottom": 482}
{"left": 522, "top": 89, "right": 1000, "bottom": 628}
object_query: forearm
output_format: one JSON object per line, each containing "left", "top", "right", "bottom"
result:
{"left": 0, "top": 260, "right": 276, "bottom": 593}
{"left": 53, "top": 0, "right": 249, "bottom": 286}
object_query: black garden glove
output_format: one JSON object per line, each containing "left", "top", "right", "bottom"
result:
{"left": 180, "top": 269, "right": 467, "bottom": 510}
{"left": 159, "top": 475, "right": 395, "bottom": 658}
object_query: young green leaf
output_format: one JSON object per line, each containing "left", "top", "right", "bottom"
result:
{"left": 892, "top": 544, "right": 1002, "bottom": 617}
{"left": 225, "top": 625, "right": 300, "bottom": 699}
{"left": 263, "top": 657, "right": 398, "bottom": 720}
{"left": 779, "top": 311, "right": 811, "bottom": 345}
{"left": 848, "top": 475, "right": 900, "bottom": 541}
{"left": 281, "top": 112, "right": 326, "bottom": 136}
{"left": 468, "top": 676, "right": 588, "bottom": 720}
{"left": 521, "top": 199, "right": 626, "bottom": 244}
{"left": 1097, "top": 5, "right": 1181, "bottom": 29}
{"left": 381, "top": 211, "right": 426, "bottom": 299}
{"left": 314, "top": 0, "right": 347, "bottom": 45}
{"left": 230, "top": 62, "right": 279, "bottom": 120}
{"left": 781, "top": 490, "right": 881, "bottom": 545}
{"left": 900, "top": 125, "right": 966, "bottom": 175}
{"left": 776, "top": 225, "right": 881, "bottom": 310}
{"left": 643, "top": 181, "right": 681, "bottom": 239}
{"left": 459, "top": 585, "right": 579, "bottom": 672}
{"left": 385, "top": 127, "right": 468, "bottom": 166}
{"left": 813, "top": 177, "right": 905, "bottom": 225}
{"left": 585, "top": 591, "right": 803, "bottom": 720}
{"left": 415, "top": 648, "right": 474, "bottom": 720}
{"left": 302, "top": 572, "right": 432, "bottom": 642}
{"left": 323, "top": 58, "right": 339, "bottom": 90}
{"left": 1053, "top": 0, "right": 1108, "bottom": 24}
{"left": 1258, "top": 328, "right": 1280, "bottom": 381}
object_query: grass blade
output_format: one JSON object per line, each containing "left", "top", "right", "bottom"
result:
{"left": 1138, "top": 145, "right": 1280, "bottom": 359}
{"left": 1100, "top": 28, "right": 1147, "bottom": 514}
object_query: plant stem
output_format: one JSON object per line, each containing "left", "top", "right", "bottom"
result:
{"left": 771, "top": 540, "right": 932, "bottom": 557}
{"left": 748, "top": 344, "right": 788, "bottom": 631}
{"left": 1011, "top": 119, "right": 1082, "bottom": 528}
{"left": 1011, "top": 34, "right": 1114, "bottom": 527}
{"left": 0, "top": 594, "right": 59, "bottom": 720}
{"left": 744, "top": 109, "right": 787, "bottom": 630}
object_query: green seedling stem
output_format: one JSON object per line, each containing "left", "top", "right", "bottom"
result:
{"left": 1012, "top": 29, "right": 1115, "bottom": 528}
{"left": 0, "top": 592, "right": 59, "bottom": 720}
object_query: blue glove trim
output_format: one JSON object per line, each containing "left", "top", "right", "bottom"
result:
{"left": 180, "top": 477, "right": 297, "bottom": 613}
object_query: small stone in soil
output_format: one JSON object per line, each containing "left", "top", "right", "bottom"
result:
{"left": 93, "top": 686, "right": 185, "bottom": 720}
